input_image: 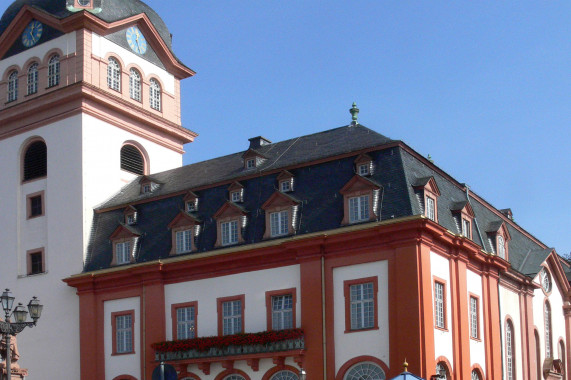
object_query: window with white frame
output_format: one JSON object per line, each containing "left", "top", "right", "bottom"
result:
{"left": 223, "top": 375, "right": 246, "bottom": 380}
{"left": 470, "top": 296, "right": 478, "bottom": 339}
{"left": 497, "top": 235, "right": 505, "bottom": 259}
{"left": 462, "top": 218, "right": 471, "bottom": 238}
{"left": 540, "top": 267, "right": 552, "bottom": 293}
{"left": 115, "top": 313, "right": 133, "bottom": 353}
{"left": 129, "top": 68, "right": 141, "bottom": 101}
{"left": 471, "top": 370, "right": 481, "bottom": 380}
{"left": 7, "top": 70, "right": 18, "bottom": 102}
{"left": 107, "top": 57, "right": 121, "bottom": 91}
{"left": 27, "top": 63, "right": 38, "bottom": 95}
{"left": 344, "top": 362, "right": 385, "bottom": 380}
{"left": 116, "top": 241, "right": 131, "bottom": 264}
{"left": 426, "top": 196, "right": 435, "bottom": 221}
{"left": 175, "top": 229, "right": 192, "bottom": 253}
{"left": 231, "top": 191, "right": 241, "bottom": 203}
{"left": 149, "top": 79, "right": 161, "bottom": 111}
{"left": 246, "top": 158, "right": 255, "bottom": 169}
{"left": 222, "top": 299, "right": 242, "bottom": 335}
{"left": 349, "top": 195, "right": 369, "bottom": 223}
{"left": 186, "top": 199, "right": 197, "bottom": 212}
{"left": 280, "top": 180, "right": 291, "bottom": 192}
{"left": 358, "top": 163, "right": 369, "bottom": 176}
{"left": 48, "top": 55, "right": 60, "bottom": 88}
{"left": 221, "top": 220, "right": 238, "bottom": 246}
{"left": 270, "top": 210, "right": 288, "bottom": 237}
{"left": 271, "top": 294, "right": 293, "bottom": 330}
{"left": 545, "top": 301, "right": 552, "bottom": 358}
{"left": 506, "top": 320, "right": 514, "bottom": 380}
{"left": 434, "top": 281, "right": 445, "bottom": 329}
{"left": 176, "top": 306, "right": 195, "bottom": 340}
{"left": 350, "top": 282, "right": 374, "bottom": 330}
{"left": 270, "top": 370, "right": 299, "bottom": 380}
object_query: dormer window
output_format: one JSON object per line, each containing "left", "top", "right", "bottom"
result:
{"left": 109, "top": 224, "right": 140, "bottom": 266}
{"left": 262, "top": 191, "right": 300, "bottom": 239}
{"left": 497, "top": 235, "right": 505, "bottom": 258}
{"left": 228, "top": 182, "right": 244, "bottom": 203}
{"left": 486, "top": 221, "right": 511, "bottom": 259}
{"left": 340, "top": 175, "right": 381, "bottom": 225}
{"left": 462, "top": 218, "right": 471, "bottom": 238}
{"left": 451, "top": 201, "right": 474, "bottom": 239}
{"left": 168, "top": 211, "right": 201, "bottom": 255}
{"left": 354, "top": 153, "right": 374, "bottom": 177}
{"left": 184, "top": 191, "right": 199, "bottom": 213}
{"left": 124, "top": 206, "right": 137, "bottom": 225}
{"left": 413, "top": 176, "right": 441, "bottom": 223}
{"left": 277, "top": 170, "right": 295, "bottom": 193}
{"left": 246, "top": 159, "right": 255, "bottom": 169}
{"left": 242, "top": 148, "right": 267, "bottom": 170}
{"left": 214, "top": 202, "right": 248, "bottom": 247}
{"left": 139, "top": 176, "right": 161, "bottom": 194}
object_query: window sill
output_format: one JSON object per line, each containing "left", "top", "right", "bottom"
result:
{"left": 469, "top": 336, "right": 482, "bottom": 342}
{"left": 344, "top": 326, "right": 379, "bottom": 334}
{"left": 111, "top": 351, "right": 135, "bottom": 356}
{"left": 26, "top": 214, "right": 44, "bottom": 220}
{"left": 435, "top": 326, "right": 449, "bottom": 332}
{"left": 18, "top": 271, "right": 48, "bottom": 279}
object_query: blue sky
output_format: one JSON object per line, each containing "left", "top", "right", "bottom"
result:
{"left": 148, "top": 1, "right": 570, "bottom": 256}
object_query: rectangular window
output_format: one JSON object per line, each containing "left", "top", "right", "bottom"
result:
{"left": 26, "top": 248, "right": 45, "bottom": 275}
{"left": 112, "top": 310, "right": 134, "bottom": 355}
{"left": 280, "top": 180, "right": 291, "bottom": 192}
{"left": 462, "top": 218, "right": 471, "bottom": 238}
{"left": 270, "top": 210, "right": 289, "bottom": 237}
{"left": 175, "top": 229, "right": 192, "bottom": 253}
{"left": 221, "top": 221, "right": 238, "bottom": 246}
{"left": 116, "top": 241, "right": 131, "bottom": 264}
{"left": 434, "top": 281, "right": 445, "bottom": 329}
{"left": 271, "top": 294, "right": 293, "bottom": 330}
{"left": 126, "top": 213, "right": 136, "bottom": 225}
{"left": 231, "top": 191, "right": 241, "bottom": 202}
{"left": 186, "top": 200, "right": 197, "bottom": 212}
{"left": 343, "top": 277, "right": 378, "bottom": 332}
{"left": 217, "top": 296, "right": 244, "bottom": 336}
{"left": 470, "top": 296, "right": 479, "bottom": 339}
{"left": 426, "top": 196, "right": 435, "bottom": 221}
{"left": 246, "top": 159, "right": 255, "bottom": 169}
{"left": 349, "top": 195, "right": 369, "bottom": 223}
{"left": 27, "top": 194, "right": 43, "bottom": 218}
{"left": 359, "top": 164, "right": 369, "bottom": 175}
{"left": 176, "top": 306, "right": 196, "bottom": 340}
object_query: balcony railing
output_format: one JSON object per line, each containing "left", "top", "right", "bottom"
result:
{"left": 152, "top": 328, "right": 305, "bottom": 362}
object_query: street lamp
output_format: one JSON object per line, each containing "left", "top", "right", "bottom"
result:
{"left": 0, "top": 289, "right": 42, "bottom": 380}
{"left": 299, "top": 368, "right": 306, "bottom": 380}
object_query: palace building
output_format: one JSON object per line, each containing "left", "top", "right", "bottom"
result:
{"left": 0, "top": 1, "right": 569, "bottom": 380}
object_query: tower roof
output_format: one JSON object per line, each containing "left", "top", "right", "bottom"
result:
{"left": 0, "top": 0, "right": 172, "bottom": 49}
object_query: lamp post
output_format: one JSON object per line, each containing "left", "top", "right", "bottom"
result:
{"left": 0, "top": 289, "right": 42, "bottom": 380}
{"left": 299, "top": 368, "right": 306, "bottom": 380}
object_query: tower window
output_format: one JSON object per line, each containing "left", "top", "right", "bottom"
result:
{"left": 149, "top": 79, "right": 161, "bottom": 111}
{"left": 120, "top": 145, "right": 144, "bottom": 175}
{"left": 27, "top": 63, "right": 38, "bottom": 95}
{"left": 27, "top": 249, "right": 45, "bottom": 275}
{"left": 129, "top": 69, "right": 141, "bottom": 102}
{"left": 23, "top": 140, "right": 47, "bottom": 181}
{"left": 48, "top": 55, "right": 60, "bottom": 87}
{"left": 7, "top": 70, "right": 18, "bottom": 102}
{"left": 107, "top": 58, "right": 121, "bottom": 92}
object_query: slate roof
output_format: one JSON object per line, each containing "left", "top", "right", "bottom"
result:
{"left": 84, "top": 123, "right": 561, "bottom": 281}
{"left": 0, "top": 0, "right": 174, "bottom": 54}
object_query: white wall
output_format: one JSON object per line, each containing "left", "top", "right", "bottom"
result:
{"left": 332, "top": 260, "right": 389, "bottom": 374}
{"left": 91, "top": 33, "right": 175, "bottom": 94}
{"left": 104, "top": 297, "right": 141, "bottom": 380}
{"left": 431, "top": 252, "right": 453, "bottom": 369}
{"left": 466, "top": 269, "right": 486, "bottom": 376}
{"left": 499, "top": 284, "right": 522, "bottom": 380}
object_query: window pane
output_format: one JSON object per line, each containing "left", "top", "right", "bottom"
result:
{"left": 350, "top": 283, "right": 374, "bottom": 330}
{"left": 272, "top": 294, "right": 293, "bottom": 330}
{"left": 434, "top": 282, "right": 444, "bottom": 328}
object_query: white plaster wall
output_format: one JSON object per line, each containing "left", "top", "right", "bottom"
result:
{"left": 533, "top": 267, "right": 567, "bottom": 362}
{"left": 0, "top": 117, "right": 83, "bottom": 379}
{"left": 430, "top": 252, "right": 453, "bottom": 369}
{"left": 466, "top": 269, "right": 486, "bottom": 376}
{"left": 164, "top": 265, "right": 301, "bottom": 339}
{"left": 179, "top": 357, "right": 300, "bottom": 380}
{"left": 91, "top": 33, "right": 175, "bottom": 94}
{"left": 81, "top": 113, "right": 183, "bottom": 252}
{"left": 332, "top": 261, "right": 389, "bottom": 375}
{"left": 499, "top": 285, "right": 522, "bottom": 380}
{"left": 0, "top": 32, "right": 76, "bottom": 74}
{"left": 104, "top": 297, "right": 141, "bottom": 380}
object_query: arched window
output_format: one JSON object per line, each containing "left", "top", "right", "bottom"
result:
{"left": 120, "top": 144, "right": 144, "bottom": 175}
{"left": 559, "top": 340, "right": 565, "bottom": 373}
{"left": 129, "top": 69, "right": 141, "bottom": 101}
{"left": 224, "top": 376, "right": 246, "bottom": 380}
{"left": 270, "top": 370, "right": 299, "bottom": 380}
{"left": 27, "top": 63, "right": 39, "bottom": 95}
{"left": 107, "top": 57, "right": 121, "bottom": 91}
{"left": 506, "top": 320, "right": 515, "bottom": 380}
{"left": 344, "top": 362, "right": 385, "bottom": 380}
{"left": 23, "top": 140, "right": 47, "bottom": 181}
{"left": 435, "top": 362, "right": 450, "bottom": 380}
{"left": 535, "top": 330, "right": 541, "bottom": 379}
{"left": 7, "top": 70, "right": 18, "bottom": 102}
{"left": 48, "top": 55, "right": 60, "bottom": 87}
{"left": 149, "top": 78, "right": 161, "bottom": 111}
{"left": 471, "top": 370, "right": 481, "bottom": 380}
{"left": 545, "top": 301, "right": 552, "bottom": 358}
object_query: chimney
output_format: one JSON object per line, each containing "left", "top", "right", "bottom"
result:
{"left": 248, "top": 136, "right": 272, "bottom": 149}
{"left": 500, "top": 208, "right": 513, "bottom": 221}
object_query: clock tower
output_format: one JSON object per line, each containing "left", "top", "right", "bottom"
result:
{"left": 0, "top": 0, "right": 195, "bottom": 378}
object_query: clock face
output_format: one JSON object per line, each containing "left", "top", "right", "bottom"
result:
{"left": 126, "top": 26, "right": 147, "bottom": 55}
{"left": 21, "top": 20, "right": 43, "bottom": 48}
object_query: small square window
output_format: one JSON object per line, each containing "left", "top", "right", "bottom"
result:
{"left": 231, "top": 191, "right": 241, "bottom": 203}
{"left": 186, "top": 200, "right": 197, "bottom": 212}
{"left": 126, "top": 213, "right": 137, "bottom": 225}
{"left": 359, "top": 164, "right": 369, "bottom": 176}
{"left": 280, "top": 180, "right": 291, "bottom": 192}
{"left": 142, "top": 184, "right": 151, "bottom": 194}
{"left": 26, "top": 192, "right": 44, "bottom": 219}
{"left": 246, "top": 159, "right": 255, "bottom": 169}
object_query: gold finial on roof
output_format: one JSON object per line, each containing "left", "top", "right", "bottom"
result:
{"left": 403, "top": 358, "right": 409, "bottom": 372}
